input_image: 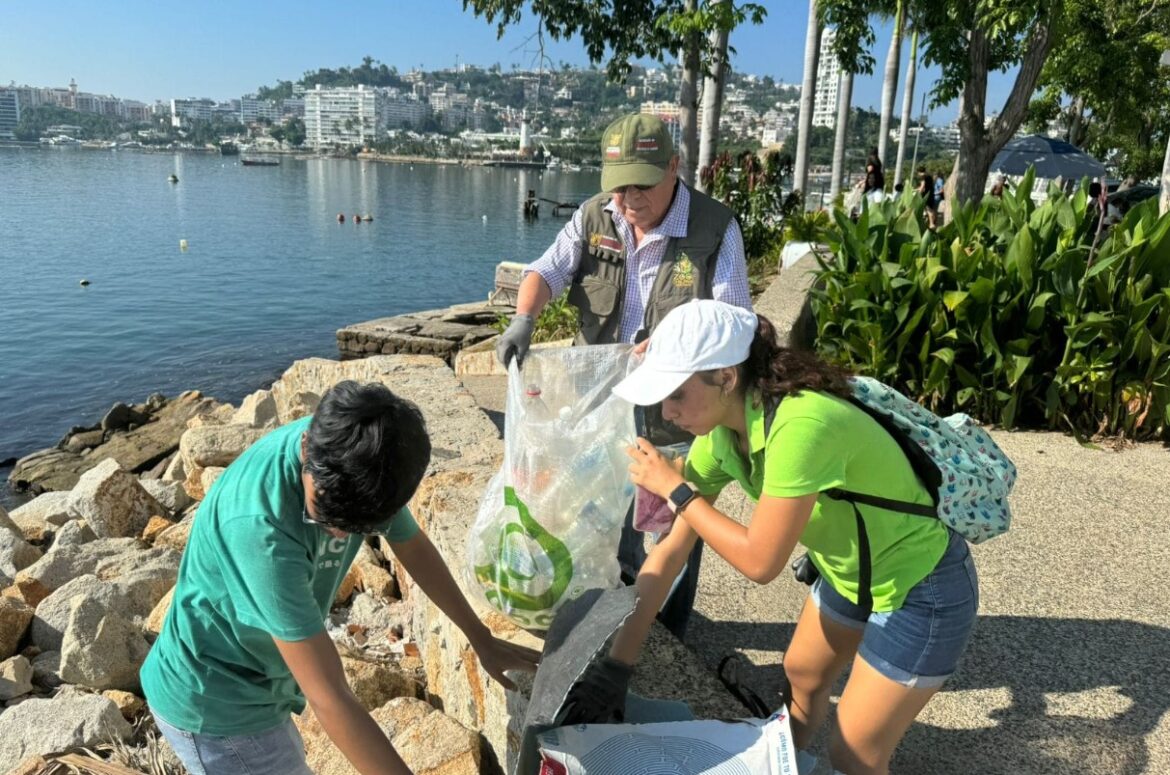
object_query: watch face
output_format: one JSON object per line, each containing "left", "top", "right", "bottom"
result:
{"left": 670, "top": 483, "right": 696, "bottom": 508}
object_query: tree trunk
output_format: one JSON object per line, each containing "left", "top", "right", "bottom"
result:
{"left": 877, "top": 0, "right": 905, "bottom": 168}
{"left": 1160, "top": 129, "right": 1170, "bottom": 216}
{"left": 953, "top": 14, "right": 1054, "bottom": 208}
{"left": 830, "top": 71, "right": 854, "bottom": 200}
{"left": 1067, "top": 94, "right": 1086, "bottom": 147}
{"left": 794, "top": 0, "right": 822, "bottom": 197}
{"left": 697, "top": 1, "right": 729, "bottom": 194}
{"left": 677, "top": 0, "right": 700, "bottom": 186}
{"left": 894, "top": 28, "right": 918, "bottom": 188}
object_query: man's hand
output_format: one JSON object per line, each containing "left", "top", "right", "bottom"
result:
{"left": 496, "top": 314, "right": 535, "bottom": 367}
{"left": 469, "top": 633, "right": 541, "bottom": 690}
{"left": 558, "top": 657, "right": 634, "bottom": 725}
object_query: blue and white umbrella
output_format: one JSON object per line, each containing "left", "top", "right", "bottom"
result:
{"left": 991, "top": 135, "right": 1105, "bottom": 181}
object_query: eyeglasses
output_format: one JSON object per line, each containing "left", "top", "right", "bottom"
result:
{"left": 303, "top": 505, "right": 385, "bottom": 537}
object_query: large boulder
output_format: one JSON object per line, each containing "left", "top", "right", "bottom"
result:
{"left": 232, "top": 388, "right": 279, "bottom": 429}
{"left": 299, "top": 697, "right": 481, "bottom": 775}
{"left": 98, "top": 547, "right": 181, "bottom": 617}
{"left": 67, "top": 459, "right": 165, "bottom": 539}
{"left": 139, "top": 479, "right": 192, "bottom": 514}
{"left": 51, "top": 519, "right": 97, "bottom": 549}
{"left": 13, "top": 538, "right": 141, "bottom": 607}
{"left": 0, "top": 597, "right": 34, "bottom": 660}
{"left": 0, "top": 693, "right": 132, "bottom": 764}
{"left": 58, "top": 595, "right": 150, "bottom": 692}
{"left": 31, "top": 575, "right": 134, "bottom": 652}
{"left": 9, "top": 492, "right": 72, "bottom": 529}
{"left": 145, "top": 586, "right": 174, "bottom": 635}
{"left": 154, "top": 515, "right": 194, "bottom": 553}
{"left": 341, "top": 657, "right": 418, "bottom": 710}
{"left": 0, "top": 523, "right": 42, "bottom": 588}
{"left": 8, "top": 391, "right": 225, "bottom": 494}
{"left": 179, "top": 425, "right": 266, "bottom": 470}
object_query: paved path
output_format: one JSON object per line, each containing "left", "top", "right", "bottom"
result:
{"left": 460, "top": 274, "right": 1170, "bottom": 774}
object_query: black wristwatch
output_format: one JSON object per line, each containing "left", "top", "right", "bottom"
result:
{"left": 668, "top": 482, "right": 700, "bottom": 514}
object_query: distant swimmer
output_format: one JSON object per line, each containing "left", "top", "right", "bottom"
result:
{"left": 354, "top": 214, "right": 362, "bottom": 223}
{"left": 337, "top": 213, "right": 345, "bottom": 223}
{"left": 362, "top": 214, "right": 374, "bottom": 222}
{"left": 79, "top": 279, "right": 91, "bottom": 286}
{"left": 168, "top": 174, "right": 179, "bottom": 183}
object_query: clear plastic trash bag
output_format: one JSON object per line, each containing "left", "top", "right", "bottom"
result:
{"left": 467, "top": 344, "right": 636, "bottom": 630}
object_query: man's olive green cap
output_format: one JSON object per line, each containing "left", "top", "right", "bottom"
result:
{"left": 600, "top": 113, "right": 675, "bottom": 192}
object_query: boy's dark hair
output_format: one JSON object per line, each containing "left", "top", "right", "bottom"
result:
{"left": 303, "top": 380, "right": 431, "bottom": 533}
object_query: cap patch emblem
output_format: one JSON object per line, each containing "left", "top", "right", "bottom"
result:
{"left": 609, "top": 133, "right": 623, "bottom": 145}
{"left": 672, "top": 254, "right": 695, "bottom": 287}
{"left": 635, "top": 137, "right": 659, "bottom": 152}
{"left": 605, "top": 145, "right": 622, "bottom": 159}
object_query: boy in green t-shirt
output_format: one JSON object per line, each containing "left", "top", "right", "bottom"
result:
{"left": 140, "top": 380, "right": 540, "bottom": 775}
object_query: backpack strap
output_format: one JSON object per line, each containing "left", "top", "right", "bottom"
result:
{"left": 717, "top": 654, "right": 772, "bottom": 719}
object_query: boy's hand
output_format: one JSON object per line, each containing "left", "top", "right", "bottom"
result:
{"left": 470, "top": 634, "right": 541, "bottom": 690}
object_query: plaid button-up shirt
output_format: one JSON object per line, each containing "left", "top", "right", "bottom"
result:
{"left": 525, "top": 184, "right": 752, "bottom": 343}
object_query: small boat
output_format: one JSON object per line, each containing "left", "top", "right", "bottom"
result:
{"left": 241, "top": 158, "right": 280, "bottom": 167}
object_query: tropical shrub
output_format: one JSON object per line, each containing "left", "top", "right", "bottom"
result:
{"left": 810, "top": 169, "right": 1170, "bottom": 440}
{"left": 703, "top": 150, "right": 794, "bottom": 261}
{"left": 496, "top": 291, "right": 582, "bottom": 343}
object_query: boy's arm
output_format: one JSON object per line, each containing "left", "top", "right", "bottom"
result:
{"left": 389, "top": 531, "right": 541, "bottom": 687}
{"left": 273, "top": 632, "right": 412, "bottom": 775}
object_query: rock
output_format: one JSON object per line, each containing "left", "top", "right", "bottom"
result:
{"left": 347, "top": 594, "right": 410, "bottom": 644}
{"left": 102, "top": 689, "right": 145, "bottom": 721}
{"left": 101, "top": 402, "right": 149, "bottom": 433}
{"left": 14, "top": 538, "right": 140, "bottom": 607}
{"left": 299, "top": 696, "right": 482, "bottom": 775}
{"left": 64, "top": 429, "right": 106, "bottom": 453}
{"left": 97, "top": 548, "right": 181, "bottom": 618}
{"left": 233, "top": 389, "right": 279, "bottom": 429}
{"left": 30, "top": 649, "right": 61, "bottom": 689}
{"left": 182, "top": 464, "right": 207, "bottom": 500}
{"left": 0, "top": 525, "right": 42, "bottom": 586}
{"left": 154, "top": 515, "right": 194, "bottom": 553}
{"left": 59, "top": 595, "right": 150, "bottom": 692}
{"left": 0, "top": 655, "right": 34, "bottom": 700}
{"left": 179, "top": 425, "right": 266, "bottom": 470}
{"left": 161, "top": 451, "right": 186, "bottom": 483}
{"left": 139, "top": 479, "right": 191, "bottom": 514}
{"left": 341, "top": 657, "right": 418, "bottom": 710}
{"left": 0, "top": 597, "right": 34, "bottom": 660}
{"left": 8, "top": 492, "right": 72, "bottom": 528}
{"left": 52, "top": 519, "right": 97, "bottom": 549}
{"left": 141, "top": 515, "right": 175, "bottom": 544}
{"left": 0, "top": 505, "right": 16, "bottom": 533}
{"left": 8, "top": 391, "right": 224, "bottom": 494}
{"left": 357, "top": 558, "right": 397, "bottom": 600}
{"left": 145, "top": 586, "right": 174, "bottom": 635}
{"left": 0, "top": 693, "right": 132, "bottom": 764}
{"left": 9, "top": 515, "right": 52, "bottom": 545}
{"left": 31, "top": 575, "right": 133, "bottom": 652}
{"left": 146, "top": 392, "right": 167, "bottom": 412}
{"left": 67, "top": 459, "right": 165, "bottom": 539}
{"left": 335, "top": 564, "right": 360, "bottom": 606}
{"left": 201, "top": 466, "right": 226, "bottom": 496}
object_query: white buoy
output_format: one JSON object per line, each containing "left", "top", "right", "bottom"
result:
{"left": 482, "top": 215, "right": 488, "bottom": 223}
{"left": 179, "top": 239, "right": 189, "bottom": 251}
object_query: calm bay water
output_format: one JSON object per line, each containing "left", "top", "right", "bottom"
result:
{"left": 0, "top": 147, "right": 599, "bottom": 476}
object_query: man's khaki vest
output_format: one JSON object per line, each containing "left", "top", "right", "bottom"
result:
{"left": 567, "top": 183, "right": 734, "bottom": 345}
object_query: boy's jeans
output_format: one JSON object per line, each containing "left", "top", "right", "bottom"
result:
{"left": 153, "top": 711, "right": 313, "bottom": 775}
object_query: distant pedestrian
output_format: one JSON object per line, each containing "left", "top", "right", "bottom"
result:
{"left": 989, "top": 175, "right": 1006, "bottom": 198}
{"left": 916, "top": 168, "right": 938, "bottom": 229}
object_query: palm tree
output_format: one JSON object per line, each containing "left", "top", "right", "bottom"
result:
{"left": 876, "top": 0, "right": 905, "bottom": 168}
{"left": 830, "top": 70, "right": 855, "bottom": 199}
{"left": 678, "top": 0, "right": 701, "bottom": 186}
{"left": 697, "top": 0, "right": 730, "bottom": 192}
{"left": 794, "top": 0, "right": 823, "bottom": 197}
{"left": 893, "top": 26, "right": 919, "bottom": 188}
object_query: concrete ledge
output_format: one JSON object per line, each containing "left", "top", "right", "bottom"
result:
{"left": 454, "top": 337, "right": 573, "bottom": 378}
{"left": 337, "top": 302, "right": 510, "bottom": 364}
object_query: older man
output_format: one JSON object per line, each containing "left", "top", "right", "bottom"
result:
{"left": 496, "top": 112, "right": 752, "bottom": 638}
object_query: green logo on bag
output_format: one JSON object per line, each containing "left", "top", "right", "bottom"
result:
{"left": 473, "top": 486, "right": 574, "bottom": 627}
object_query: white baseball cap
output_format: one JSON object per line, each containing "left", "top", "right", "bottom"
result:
{"left": 613, "top": 300, "right": 759, "bottom": 406}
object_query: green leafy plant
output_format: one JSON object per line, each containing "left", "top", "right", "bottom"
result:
{"left": 495, "top": 291, "right": 581, "bottom": 343}
{"left": 810, "top": 168, "right": 1170, "bottom": 441}
{"left": 783, "top": 208, "right": 831, "bottom": 244}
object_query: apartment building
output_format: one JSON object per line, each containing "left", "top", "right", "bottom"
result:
{"left": 304, "top": 84, "right": 384, "bottom": 148}
{"left": 0, "top": 90, "right": 20, "bottom": 138}
{"left": 812, "top": 27, "right": 841, "bottom": 129}
{"left": 240, "top": 96, "right": 281, "bottom": 123}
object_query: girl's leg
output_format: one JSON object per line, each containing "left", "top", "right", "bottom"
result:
{"left": 783, "top": 596, "right": 865, "bottom": 750}
{"left": 829, "top": 655, "right": 938, "bottom": 775}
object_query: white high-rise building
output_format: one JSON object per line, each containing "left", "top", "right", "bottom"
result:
{"left": 304, "top": 85, "right": 384, "bottom": 148}
{"left": 812, "top": 28, "right": 841, "bottom": 129}
{"left": 239, "top": 96, "right": 281, "bottom": 123}
{"left": 0, "top": 90, "right": 20, "bottom": 138}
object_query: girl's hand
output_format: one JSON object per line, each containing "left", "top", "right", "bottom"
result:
{"left": 626, "top": 437, "right": 686, "bottom": 499}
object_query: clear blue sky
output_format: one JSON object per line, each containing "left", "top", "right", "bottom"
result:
{"left": 1, "top": 0, "right": 1016, "bottom": 125}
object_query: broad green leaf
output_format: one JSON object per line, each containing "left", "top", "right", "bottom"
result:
{"left": 943, "top": 290, "right": 969, "bottom": 311}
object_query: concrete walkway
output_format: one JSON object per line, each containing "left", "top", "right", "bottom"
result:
{"left": 460, "top": 270, "right": 1170, "bottom": 774}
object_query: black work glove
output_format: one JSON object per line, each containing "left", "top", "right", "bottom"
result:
{"left": 496, "top": 313, "right": 535, "bottom": 367}
{"left": 558, "top": 656, "right": 634, "bottom": 725}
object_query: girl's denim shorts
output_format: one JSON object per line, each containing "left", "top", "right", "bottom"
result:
{"left": 810, "top": 529, "right": 979, "bottom": 688}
